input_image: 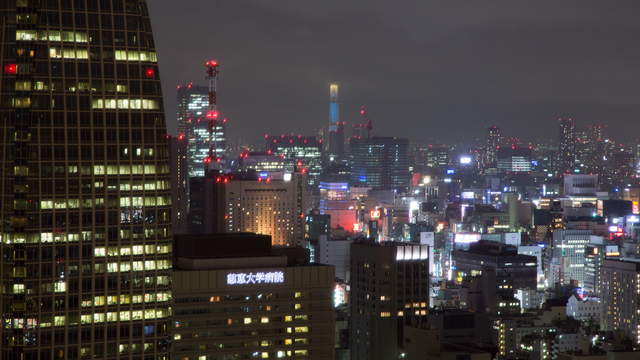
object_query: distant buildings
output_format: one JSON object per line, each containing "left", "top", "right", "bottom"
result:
{"left": 484, "top": 125, "right": 502, "bottom": 170}
{"left": 558, "top": 117, "right": 576, "bottom": 174}
{"left": 497, "top": 146, "right": 532, "bottom": 173}
{"left": 265, "top": 135, "right": 323, "bottom": 185}
{"left": 350, "top": 136, "right": 410, "bottom": 191}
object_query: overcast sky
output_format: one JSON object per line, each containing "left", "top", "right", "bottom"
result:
{"left": 147, "top": 1, "right": 640, "bottom": 145}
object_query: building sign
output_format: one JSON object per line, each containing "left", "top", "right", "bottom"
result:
{"left": 226, "top": 271, "right": 284, "bottom": 285}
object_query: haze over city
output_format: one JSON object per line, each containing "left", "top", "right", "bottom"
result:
{"left": 149, "top": 0, "right": 640, "bottom": 143}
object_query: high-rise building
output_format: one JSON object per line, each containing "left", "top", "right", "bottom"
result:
{"left": 599, "top": 258, "right": 640, "bottom": 344}
{"left": 558, "top": 117, "right": 576, "bottom": 174}
{"left": 172, "top": 234, "right": 336, "bottom": 360}
{"left": 424, "top": 144, "right": 450, "bottom": 169}
{"left": 327, "top": 83, "right": 345, "bottom": 162}
{"left": 177, "top": 84, "right": 226, "bottom": 178}
{"left": 265, "top": 135, "right": 322, "bottom": 186}
{"left": 0, "top": 1, "right": 172, "bottom": 358}
{"left": 484, "top": 125, "right": 502, "bottom": 169}
{"left": 350, "top": 241, "right": 430, "bottom": 360}
{"left": 350, "top": 137, "right": 410, "bottom": 191}
{"left": 552, "top": 230, "right": 603, "bottom": 289}
{"left": 497, "top": 146, "right": 532, "bottom": 173}
{"left": 223, "top": 173, "right": 311, "bottom": 246}
{"left": 233, "top": 151, "right": 286, "bottom": 175}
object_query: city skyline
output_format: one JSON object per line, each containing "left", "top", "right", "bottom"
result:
{"left": 149, "top": 1, "right": 640, "bottom": 143}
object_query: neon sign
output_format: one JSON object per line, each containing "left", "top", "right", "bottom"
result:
{"left": 226, "top": 271, "right": 284, "bottom": 285}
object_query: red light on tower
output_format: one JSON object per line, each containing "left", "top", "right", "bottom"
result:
{"left": 178, "top": 133, "right": 186, "bottom": 141}
{"left": 4, "top": 63, "right": 17, "bottom": 74}
{"left": 205, "top": 59, "right": 219, "bottom": 67}
{"left": 145, "top": 67, "right": 155, "bottom": 78}
{"left": 206, "top": 110, "right": 219, "bottom": 119}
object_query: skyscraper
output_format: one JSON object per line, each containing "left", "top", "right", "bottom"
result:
{"left": 558, "top": 117, "right": 576, "bottom": 174}
{"left": 0, "top": 1, "right": 172, "bottom": 358}
{"left": 484, "top": 125, "right": 501, "bottom": 169}
{"left": 327, "top": 83, "right": 345, "bottom": 162}
{"left": 177, "top": 84, "right": 226, "bottom": 178}
{"left": 350, "top": 136, "right": 410, "bottom": 191}
{"left": 265, "top": 135, "right": 322, "bottom": 185}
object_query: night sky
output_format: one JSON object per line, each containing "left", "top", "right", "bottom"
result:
{"left": 147, "top": 1, "right": 640, "bottom": 145}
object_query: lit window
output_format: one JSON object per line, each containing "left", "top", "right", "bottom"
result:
{"left": 261, "top": 317, "right": 269, "bottom": 324}
{"left": 244, "top": 317, "right": 252, "bottom": 324}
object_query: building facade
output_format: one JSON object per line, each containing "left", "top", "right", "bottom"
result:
{"left": 173, "top": 234, "right": 336, "bottom": 360}
{"left": 350, "top": 241, "right": 430, "bottom": 360}
{"left": 350, "top": 136, "right": 410, "bottom": 192}
{"left": 177, "top": 84, "right": 226, "bottom": 178}
{"left": 0, "top": 1, "right": 172, "bottom": 358}
{"left": 599, "top": 259, "right": 640, "bottom": 344}
{"left": 265, "top": 135, "right": 322, "bottom": 186}
{"left": 223, "top": 173, "right": 311, "bottom": 246}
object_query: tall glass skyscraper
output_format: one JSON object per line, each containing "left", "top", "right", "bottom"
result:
{"left": 0, "top": 1, "right": 172, "bottom": 359}
{"left": 350, "top": 137, "right": 409, "bottom": 192}
{"left": 176, "top": 84, "right": 226, "bottom": 178}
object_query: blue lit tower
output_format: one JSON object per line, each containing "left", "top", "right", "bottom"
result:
{"left": 327, "top": 83, "right": 345, "bottom": 162}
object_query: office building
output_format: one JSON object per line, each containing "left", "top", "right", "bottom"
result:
{"left": 483, "top": 126, "right": 502, "bottom": 169}
{"left": 173, "top": 234, "right": 336, "bottom": 360}
{"left": 0, "top": 1, "right": 172, "bottom": 358}
{"left": 452, "top": 241, "right": 538, "bottom": 291}
{"left": 177, "top": 84, "right": 226, "bottom": 177}
{"left": 350, "top": 241, "right": 430, "bottom": 360}
{"left": 552, "top": 230, "right": 603, "bottom": 289}
{"left": 558, "top": 117, "right": 576, "bottom": 174}
{"left": 317, "top": 235, "right": 352, "bottom": 282}
{"left": 599, "top": 259, "right": 640, "bottom": 344}
{"left": 265, "top": 135, "right": 322, "bottom": 185}
{"left": 234, "top": 152, "right": 286, "bottom": 175}
{"left": 223, "top": 173, "right": 311, "bottom": 246}
{"left": 424, "top": 144, "right": 450, "bottom": 169}
{"left": 563, "top": 174, "right": 598, "bottom": 196}
{"left": 187, "top": 172, "right": 311, "bottom": 246}
{"left": 350, "top": 136, "right": 410, "bottom": 192}
{"left": 497, "top": 146, "right": 532, "bottom": 173}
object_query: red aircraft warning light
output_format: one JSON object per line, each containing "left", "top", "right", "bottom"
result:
{"left": 4, "top": 63, "right": 17, "bottom": 74}
{"left": 145, "top": 67, "right": 155, "bottom": 78}
{"left": 206, "top": 110, "right": 219, "bottom": 119}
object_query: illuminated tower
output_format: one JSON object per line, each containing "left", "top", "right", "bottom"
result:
{"left": 558, "top": 117, "right": 576, "bottom": 174}
{"left": 0, "top": 1, "right": 172, "bottom": 359}
{"left": 327, "top": 83, "right": 345, "bottom": 162}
